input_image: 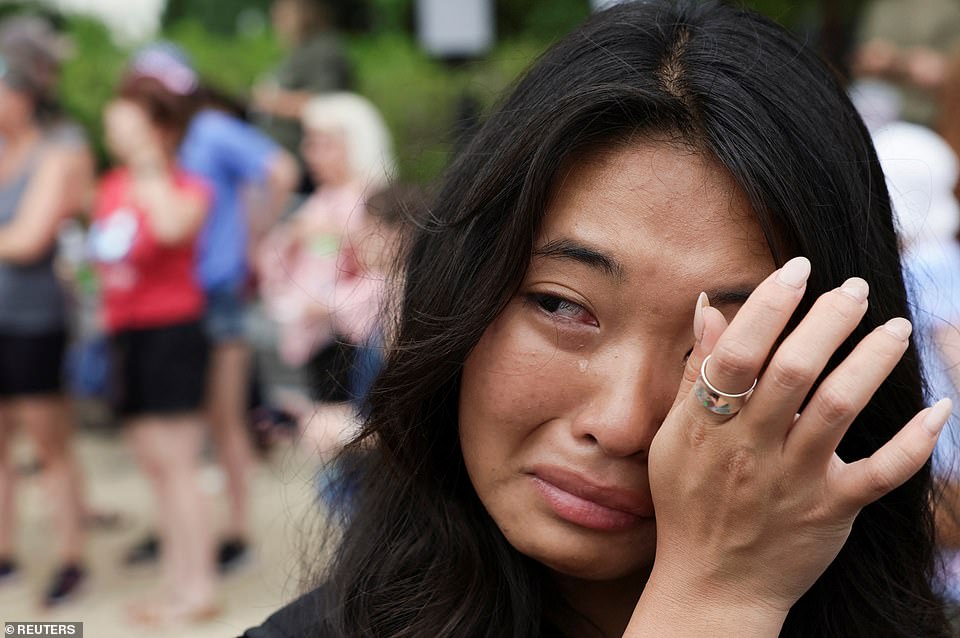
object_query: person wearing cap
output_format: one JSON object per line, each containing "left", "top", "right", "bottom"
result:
{"left": 0, "top": 15, "right": 93, "bottom": 608}
{"left": 119, "top": 43, "right": 299, "bottom": 574}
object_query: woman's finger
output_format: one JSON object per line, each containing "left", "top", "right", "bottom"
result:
{"left": 675, "top": 302, "right": 737, "bottom": 428}
{"left": 832, "top": 398, "right": 951, "bottom": 516}
{"left": 675, "top": 295, "right": 727, "bottom": 404}
{"left": 702, "top": 256, "right": 809, "bottom": 407}
{"left": 741, "top": 277, "right": 869, "bottom": 440}
{"left": 784, "top": 317, "right": 912, "bottom": 465}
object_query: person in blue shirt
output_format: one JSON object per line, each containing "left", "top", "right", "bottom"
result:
{"left": 123, "top": 44, "right": 299, "bottom": 572}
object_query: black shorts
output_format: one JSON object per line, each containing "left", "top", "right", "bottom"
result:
{"left": 0, "top": 330, "right": 66, "bottom": 397}
{"left": 109, "top": 320, "right": 209, "bottom": 418}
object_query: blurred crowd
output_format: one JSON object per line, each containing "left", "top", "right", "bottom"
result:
{"left": 0, "top": 0, "right": 418, "bottom": 626}
{"left": 1, "top": 0, "right": 960, "bottom": 630}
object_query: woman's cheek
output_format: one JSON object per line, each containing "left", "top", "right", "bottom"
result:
{"left": 463, "top": 306, "right": 594, "bottom": 427}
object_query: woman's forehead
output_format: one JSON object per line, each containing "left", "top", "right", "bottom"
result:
{"left": 535, "top": 141, "right": 773, "bottom": 285}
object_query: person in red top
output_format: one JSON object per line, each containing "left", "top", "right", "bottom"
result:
{"left": 93, "top": 167, "right": 207, "bottom": 331}
{"left": 90, "top": 73, "right": 217, "bottom": 625}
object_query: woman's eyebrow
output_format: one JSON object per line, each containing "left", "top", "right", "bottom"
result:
{"left": 532, "top": 239, "right": 626, "bottom": 282}
{"left": 704, "top": 287, "right": 757, "bottom": 306}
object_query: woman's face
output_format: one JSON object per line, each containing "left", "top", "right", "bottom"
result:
{"left": 459, "top": 141, "right": 776, "bottom": 585}
{"left": 302, "top": 127, "right": 350, "bottom": 186}
{"left": 102, "top": 99, "right": 167, "bottom": 164}
{"left": 0, "top": 80, "right": 34, "bottom": 133}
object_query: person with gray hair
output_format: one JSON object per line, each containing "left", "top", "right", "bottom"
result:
{"left": 0, "top": 15, "right": 93, "bottom": 608}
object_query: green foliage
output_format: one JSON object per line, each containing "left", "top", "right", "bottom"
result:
{"left": 162, "top": 0, "right": 272, "bottom": 34}
{"left": 496, "top": 0, "right": 590, "bottom": 40}
{"left": 164, "top": 19, "right": 282, "bottom": 94}
{"left": 42, "top": 0, "right": 870, "bottom": 181}
{"left": 57, "top": 16, "right": 124, "bottom": 165}
{"left": 51, "top": 15, "right": 282, "bottom": 167}
{"left": 367, "top": 0, "right": 412, "bottom": 33}
{"left": 348, "top": 34, "right": 543, "bottom": 181}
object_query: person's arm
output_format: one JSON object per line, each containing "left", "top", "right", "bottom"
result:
{"left": 627, "top": 574, "right": 788, "bottom": 637}
{"left": 201, "top": 113, "right": 299, "bottom": 250}
{"left": 103, "top": 99, "right": 208, "bottom": 246}
{"left": 247, "top": 149, "right": 299, "bottom": 241}
{"left": 129, "top": 155, "right": 207, "bottom": 246}
{"left": 251, "top": 37, "right": 351, "bottom": 119}
{"left": 251, "top": 86, "right": 315, "bottom": 120}
{"left": 928, "top": 323, "right": 960, "bottom": 549}
{"left": 48, "top": 129, "right": 96, "bottom": 221}
{"left": 0, "top": 147, "right": 80, "bottom": 263}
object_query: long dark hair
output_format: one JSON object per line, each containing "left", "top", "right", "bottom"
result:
{"left": 314, "top": 2, "right": 950, "bottom": 636}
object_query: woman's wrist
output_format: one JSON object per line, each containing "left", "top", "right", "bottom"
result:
{"left": 624, "top": 563, "right": 789, "bottom": 637}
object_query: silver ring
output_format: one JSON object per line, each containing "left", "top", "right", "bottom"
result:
{"left": 692, "top": 354, "right": 757, "bottom": 416}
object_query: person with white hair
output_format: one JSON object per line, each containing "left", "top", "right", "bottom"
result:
{"left": 258, "top": 92, "right": 395, "bottom": 417}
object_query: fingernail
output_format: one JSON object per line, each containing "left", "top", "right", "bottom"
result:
{"left": 693, "top": 291, "right": 709, "bottom": 343}
{"left": 882, "top": 317, "right": 913, "bottom": 340}
{"left": 839, "top": 277, "right": 869, "bottom": 303}
{"left": 923, "top": 398, "right": 953, "bottom": 435}
{"left": 776, "top": 256, "right": 811, "bottom": 289}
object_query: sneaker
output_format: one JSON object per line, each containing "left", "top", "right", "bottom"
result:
{"left": 43, "top": 564, "right": 86, "bottom": 607}
{"left": 123, "top": 534, "right": 160, "bottom": 566}
{"left": 217, "top": 538, "right": 250, "bottom": 574}
{"left": 0, "top": 557, "right": 17, "bottom": 584}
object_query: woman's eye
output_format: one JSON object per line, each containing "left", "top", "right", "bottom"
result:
{"left": 530, "top": 293, "right": 598, "bottom": 327}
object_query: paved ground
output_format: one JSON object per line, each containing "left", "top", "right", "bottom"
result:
{"left": 0, "top": 428, "right": 323, "bottom": 637}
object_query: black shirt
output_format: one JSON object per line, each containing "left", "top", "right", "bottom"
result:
{"left": 241, "top": 586, "right": 569, "bottom": 637}
{"left": 241, "top": 588, "right": 331, "bottom": 637}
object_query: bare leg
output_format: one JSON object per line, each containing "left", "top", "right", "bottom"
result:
{"left": 0, "top": 402, "right": 16, "bottom": 559}
{"left": 205, "top": 340, "right": 255, "bottom": 540}
{"left": 126, "top": 422, "right": 176, "bottom": 592}
{"left": 126, "top": 415, "right": 217, "bottom": 622}
{"left": 13, "top": 395, "right": 84, "bottom": 563}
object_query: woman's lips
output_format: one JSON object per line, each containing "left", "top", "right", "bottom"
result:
{"left": 529, "top": 466, "right": 654, "bottom": 532}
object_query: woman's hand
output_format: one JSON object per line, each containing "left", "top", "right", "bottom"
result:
{"left": 628, "top": 256, "right": 950, "bottom": 636}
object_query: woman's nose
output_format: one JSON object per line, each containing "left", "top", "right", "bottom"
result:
{"left": 569, "top": 351, "right": 676, "bottom": 458}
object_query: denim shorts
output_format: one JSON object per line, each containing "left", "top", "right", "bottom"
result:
{"left": 204, "top": 281, "right": 248, "bottom": 343}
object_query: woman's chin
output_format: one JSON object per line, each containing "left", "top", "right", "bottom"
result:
{"left": 509, "top": 518, "right": 658, "bottom": 582}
